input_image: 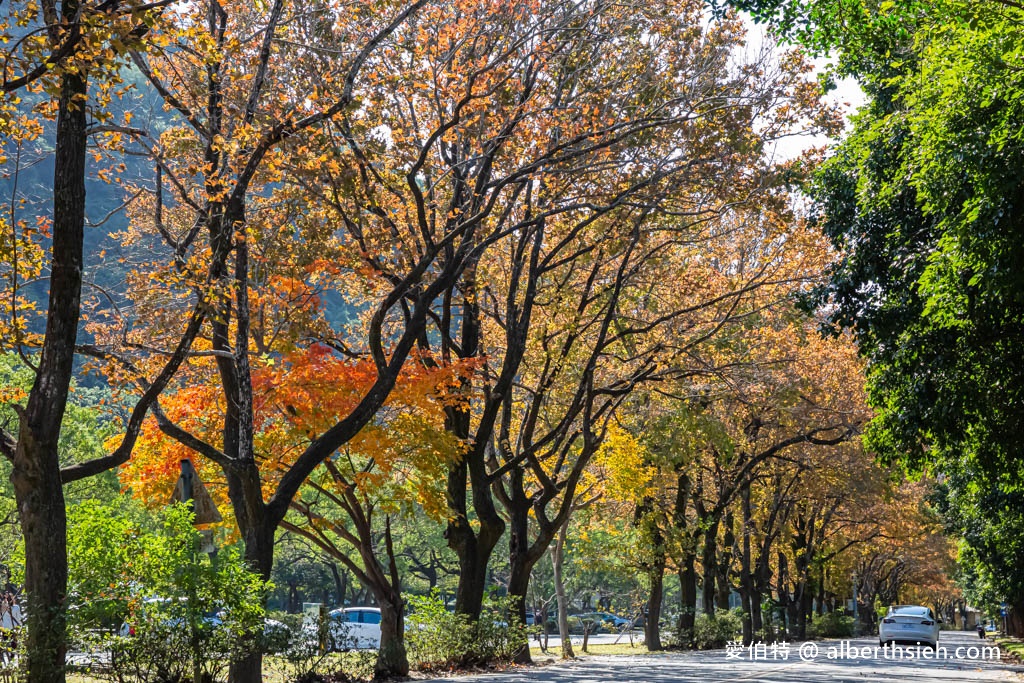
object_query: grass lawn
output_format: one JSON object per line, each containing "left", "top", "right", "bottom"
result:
{"left": 995, "top": 636, "right": 1024, "bottom": 663}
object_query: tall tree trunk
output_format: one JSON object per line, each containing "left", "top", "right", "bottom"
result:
{"left": 776, "top": 551, "right": 790, "bottom": 638}
{"left": 797, "top": 580, "right": 812, "bottom": 640}
{"left": 222, "top": 223, "right": 276, "bottom": 683}
{"left": 228, "top": 513, "right": 275, "bottom": 683}
{"left": 673, "top": 472, "right": 696, "bottom": 647}
{"left": 450, "top": 527, "right": 502, "bottom": 618}
{"left": 739, "top": 585, "right": 753, "bottom": 647}
{"left": 504, "top": 470, "right": 561, "bottom": 664}
{"left": 700, "top": 519, "right": 720, "bottom": 616}
{"left": 445, "top": 263, "right": 506, "bottom": 620}
{"left": 738, "top": 488, "right": 755, "bottom": 646}
{"left": 226, "top": 456, "right": 275, "bottom": 683}
{"left": 791, "top": 510, "right": 813, "bottom": 640}
{"left": 752, "top": 548, "right": 771, "bottom": 638}
{"left": 816, "top": 565, "right": 826, "bottom": 617}
{"left": 14, "top": 423, "right": 71, "bottom": 683}
{"left": 678, "top": 559, "right": 697, "bottom": 648}
{"left": 366, "top": 517, "right": 409, "bottom": 677}
{"left": 503, "top": 540, "right": 544, "bottom": 663}
{"left": 375, "top": 597, "right": 408, "bottom": 678}
{"left": 751, "top": 585, "right": 763, "bottom": 637}
{"left": 506, "top": 471, "right": 534, "bottom": 664}
{"left": 787, "top": 598, "right": 799, "bottom": 638}
{"left": 12, "top": 39, "right": 89, "bottom": 683}
{"left": 646, "top": 560, "right": 665, "bottom": 652}
{"left": 507, "top": 556, "right": 534, "bottom": 664}
{"left": 638, "top": 494, "right": 666, "bottom": 652}
{"left": 551, "top": 521, "right": 574, "bottom": 659}
{"left": 716, "top": 512, "right": 734, "bottom": 610}
{"left": 1008, "top": 600, "right": 1024, "bottom": 638}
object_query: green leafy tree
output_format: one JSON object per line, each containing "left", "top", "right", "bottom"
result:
{"left": 733, "top": 0, "right": 1024, "bottom": 634}
{"left": 63, "top": 500, "right": 268, "bottom": 683}
{"left": 0, "top": 355, "right": 120, "bottom": 577}
{"left": 933, "top": 474, "right": 1024, "bottom": 634}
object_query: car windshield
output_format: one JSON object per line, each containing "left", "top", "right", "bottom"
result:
{"left": 891, "top": 606, "right": 929, "bottom": 617}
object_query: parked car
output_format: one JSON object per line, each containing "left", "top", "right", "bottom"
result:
{"left": 259, "top": 617, "right": 291, "bottom": 653}
{"left": 118, "top": 598, "right": 222, "bottom": 637}
{"left": 581, "top": 611, "right": 631, "bottom": 629}
{"left": 325, "top": 607, "right": 382, "bottom": 650}
{"left": 568, "top": 614, "right": 605, "bottom": 634}
{"left": 541, "top": 615, "right": 604, "bottom": 634}
{"left": 879, "top": 605, "right": 940, "bottom": 649}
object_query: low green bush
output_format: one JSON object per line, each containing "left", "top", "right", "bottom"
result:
{"left": 65, "top": 500, "right": 269, "bottom": 683}
{"left": 405, "top": 591, "right": 527, "bottom": 670}
{"left": 693, "top": 609, "right": 742, "bottom": 650}
{"left": 808, "top": 611, "right": 855, "bottom": 638}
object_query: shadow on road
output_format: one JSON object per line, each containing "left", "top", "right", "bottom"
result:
{"left": 426, "top": 630, "right": 1023, "bottom": 682}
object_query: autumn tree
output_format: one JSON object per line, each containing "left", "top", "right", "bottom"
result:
{"left": 616, "top": 297, "right": 868, "bottom": 649}
{"left": 263, "top": 354, "right": 468, "bottom": 676}
{"left": 404, "top": 1, "right": 845, "bottom": 635}
{"left": 87, "top": 0, "right": 835, "bottom": 676}
{"left": 752, "top": 436, "right": 885, "bottom": 641}
{"left": 120, "top": 346, "right": 468, "bottom": 676}
{"left": 485, "top": 208, "right": 838, "bottom": 653}
{"left": 0, "top": 3, "right": 220, "bottom": 681}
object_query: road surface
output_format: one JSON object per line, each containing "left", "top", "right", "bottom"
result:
{"left": 425, "top": 631, "right": 1022, "bottom": 682}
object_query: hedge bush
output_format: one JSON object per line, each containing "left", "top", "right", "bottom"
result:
{"left": 693, "top": 609, "right": 742, "bottom": 649}
{"left": 405, "top": 591, "right": 527, "bottom": 669}
{"left": 809, "top": 611, "right": 855, "bottom": 638}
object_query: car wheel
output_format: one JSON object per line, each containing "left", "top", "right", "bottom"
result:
{"left": 879, "top": 639, "right": 888, "bottom": 647}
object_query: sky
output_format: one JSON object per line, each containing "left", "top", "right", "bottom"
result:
{"left": 740, "top": 17, "right": 868, "bottom": 161}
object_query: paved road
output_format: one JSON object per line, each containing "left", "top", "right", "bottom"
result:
{"left": 426, "top": 631, "right": 1023, "bottom": 682}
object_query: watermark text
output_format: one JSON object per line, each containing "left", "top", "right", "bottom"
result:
{"left": 724, "top": 640, "right": 1001, "bottom": 663}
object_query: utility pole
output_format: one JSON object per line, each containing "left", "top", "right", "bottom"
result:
{"left": 852, "top": 573, "right": 860, "bottom": 636}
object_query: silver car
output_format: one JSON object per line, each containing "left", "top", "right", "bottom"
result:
{"left": 326, "top": 607, "right": 382, "bottom": 650}
{"left": 879, "top": 605, "right": 940, "bottom": 649}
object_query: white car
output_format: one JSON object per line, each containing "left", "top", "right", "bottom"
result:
{"left": 879, "top": 605, "right": 940, "bottom": 649}
{"left": 326, "top": 607, "right": 382, "bottom": 650}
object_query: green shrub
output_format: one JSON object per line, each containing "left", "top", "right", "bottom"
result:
{"left": 808, "top": 611, "right": 855, "bottom": 638}
{"left": 259, "top": 611, "right": 331, "bottom": 683}
{"left": 66, "top": 500, "right": 269, "bottom": 682}
{"left": 405, "top": 591, "right": 527, "bottom": 670}
{"left": 693, "top": 609, "right": 742, "bottom": 650}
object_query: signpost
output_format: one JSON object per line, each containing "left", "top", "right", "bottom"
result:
{"left": 171, "top": 459, "right": 223, "bottom": 523}
{"left": 852, "top": 573, "right": 860, "bottom": 635}
{"left": 169, "top": 459, "right": 222, "bottom": 683}
{"left": 303, "top": 603, "right": 329, "bottom": 653}
{"left": 171, "top": 458, "right": 222, "bottom": 559}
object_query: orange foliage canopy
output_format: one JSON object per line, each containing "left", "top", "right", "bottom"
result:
{"left": 119, "top": 345, "right": 477, "bottom": 528}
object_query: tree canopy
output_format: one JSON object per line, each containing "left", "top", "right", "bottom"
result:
{"left": 2, "top": 0, "right": 1010, "bottom": 680}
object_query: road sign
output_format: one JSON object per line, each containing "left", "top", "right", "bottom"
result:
{"left": 170, "top": 459, "right": 223, "bottom": 525}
